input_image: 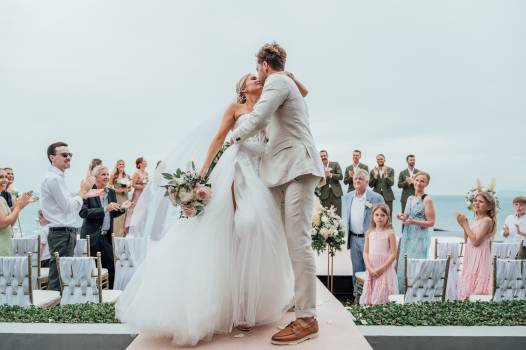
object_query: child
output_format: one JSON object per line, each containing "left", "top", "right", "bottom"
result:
{"left": 502, "top": 196, "right": 526, "bottom": 259}
{"left": 456, "top": 192, "right": 496, "bottom": 300}
{"left": 360, "top": 203, "right": 398, "bottom": 305}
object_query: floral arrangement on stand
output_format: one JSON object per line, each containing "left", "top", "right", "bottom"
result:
{"left": 465, "top": 178, "right": 500, "bottom": 211}
{"left": 311, "top": 198, "right": 345, "bottom": 292}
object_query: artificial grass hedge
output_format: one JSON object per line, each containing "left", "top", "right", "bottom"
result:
{"left": 348, "top": 300, "right": 526, "bottom": 326}
{"left": 0, "top": 303, "right": 118, "bottom": 323}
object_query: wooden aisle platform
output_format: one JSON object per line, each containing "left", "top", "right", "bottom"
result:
{"left": 126, "top": 279, "right": 371, "bottom": 350}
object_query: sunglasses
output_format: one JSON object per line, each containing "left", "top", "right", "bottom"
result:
{"left": 57, "top": 152, "right": 73, "bottom": 158}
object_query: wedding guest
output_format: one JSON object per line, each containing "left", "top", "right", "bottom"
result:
{"left": 343, "top": 150, "right": 368, "bottom": 193}
{"left": 342, "top": 168, "right": 384, "bottom": 298}
{"left": 37, "top": 210, "right": 51, "bottom": 267}
{"left": 396, "top": 172, "right": 435, "bottom": 292}
{"left": 80, "top": 165, "right": 128, "bottom": 289}
{"left": 502, "top": 196, "right": 526, "bottom": 259}
{"left": 87, "top": 158, "right": 102, "bottom": 177}
{"left": 361, "top": 204, "right": 398, "bottom": 305}
{"left": 317, "top": 150, "right": 343, "bottom": 216}
{"left": 4, "top": 167, "right": 19, "bottom": 204}
{"left": 41, "top": 142, "right": 100, "bottom": 291}
{"left": 0, "top": 169, "right": 32, "bottom": 255}
{"left": 369, "top": 154, "right": 395, "bottom": 218}
{"left": 457, "top": 192, "right": 496, "bottom": 300}
{"left": 397, "top": 155, "right": 420, "bottom": 213}
{"left": 110, "top": 160, "right": 132, "bottom": 236}
{"left": 0, "top": 167, "right": 14, "bottom": 208}
{"left": 125, "top": 157, "right": 149, "bottom": 233}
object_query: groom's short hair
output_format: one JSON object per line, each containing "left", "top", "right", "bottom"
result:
{"left": 256, "top": 42, "right": 286, "bottom": 71}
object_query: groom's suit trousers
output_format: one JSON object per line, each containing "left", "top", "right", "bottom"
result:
{"left": 271, "top": 174, "right": 319, "bottom": 318}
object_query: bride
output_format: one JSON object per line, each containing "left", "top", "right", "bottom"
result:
{"left": 116, "top": 72, "right": 309, "bottom": 346}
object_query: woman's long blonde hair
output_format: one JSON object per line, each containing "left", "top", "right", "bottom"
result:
{"left": 475, "top": 192, "right": 497, "bottom": 237}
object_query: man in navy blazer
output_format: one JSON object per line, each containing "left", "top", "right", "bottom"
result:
{"left": 342, "top": 168, "right": 384, "bottom": 297}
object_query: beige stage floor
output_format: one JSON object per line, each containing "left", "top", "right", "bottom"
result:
{"left": 126, "top": 279, "right": 371, "bottom": 350}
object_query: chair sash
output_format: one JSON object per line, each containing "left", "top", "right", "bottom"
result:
{"left": 113, "top": 237, "right": 147, "bottom": 290}
{"left": 438, "top": 242, "right": 461, "bottom": 301}
{"left": 491, "top": 242, "right": 521, "bottom": 259}
{"left": 74, "top": 239, "right": 88, "bottom": 257}
{"left": 11, "top": 237, "right": 39, "bottom": 289}
{"left": 493, "top": 259, "right": 526, "bottom": 301}
{"left": 405, "top": 258, "right": 447, "bottom": 303}
{"left": 0, "top": 257, "right": 30, "bottom": 307}
{"left": 59, "top": 257, "right": 98, "bottom": 304}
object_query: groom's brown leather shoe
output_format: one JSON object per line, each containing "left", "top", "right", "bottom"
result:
{"left": 271, "top": 317, "right": 318, "bottom": 345}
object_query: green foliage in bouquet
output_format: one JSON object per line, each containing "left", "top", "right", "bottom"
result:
{"left": 347, "top": 300, "right": 526, "bottom": 326}
{"left": 311, "top": 204, "right": 346, "bottom": 257}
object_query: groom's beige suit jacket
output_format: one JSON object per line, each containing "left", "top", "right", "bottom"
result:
{"left": 231, "top": 74, "right": 324, "bottom": 187}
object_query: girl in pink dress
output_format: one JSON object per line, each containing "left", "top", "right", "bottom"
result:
{"left": 361, "top": 204, "right": 398, "bottom": 305}
{"left": 457, "top": 192, "right": 496, "bottom": 300}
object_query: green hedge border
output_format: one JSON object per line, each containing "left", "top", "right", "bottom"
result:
{"left": 0, "top": 304, "right": 118, "bottom": 323}
{"left": 347, "top": 300, "right": 526, "bottom": 326}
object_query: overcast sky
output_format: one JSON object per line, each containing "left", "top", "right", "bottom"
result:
{"left": 1, "top": 0, "right": 525, "bottom": 195}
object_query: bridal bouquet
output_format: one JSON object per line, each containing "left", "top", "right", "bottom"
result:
{"left": 161, "top": 162, "right": 212, "bottom": 218}
{"left": 115, "top": 177, "right": 131, "bottom": 189}
{"left": 311, "top": 199, "right": 345, "bottom": 256}
{"left": 465, "top": 178, "right": 500, "bottom": 211}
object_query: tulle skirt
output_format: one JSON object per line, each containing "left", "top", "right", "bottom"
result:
{"left": 116, "top": 144, "right": 294, "bottom": 346}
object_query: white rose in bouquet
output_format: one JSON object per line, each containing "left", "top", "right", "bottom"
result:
{"left": 178, "top": 188, "right": 195, "bottom": 203}
{"left": 320, "top": 227, "right": 331, "bottom": 239}
{"left": 321, "top": 215, "right": 328, "bottom": 224}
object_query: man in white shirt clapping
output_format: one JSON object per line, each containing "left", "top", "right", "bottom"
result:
{"left": 40, "top": 142, "right": 102, "bottom": 291}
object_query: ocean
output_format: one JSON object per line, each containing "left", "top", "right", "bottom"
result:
{"left": 14, "top": 193, "right": 515, "bottom": 239}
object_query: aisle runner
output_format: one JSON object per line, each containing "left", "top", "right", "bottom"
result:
{"left": 126, "top": 279, "right": 371, "bottom": 350}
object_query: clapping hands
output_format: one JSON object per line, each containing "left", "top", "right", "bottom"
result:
{"left": 455, "top": 212, "right": 469, "bottom": 227}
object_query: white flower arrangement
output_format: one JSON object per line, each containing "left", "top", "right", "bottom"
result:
{"left": 311, "top": 198, "right": 345, "bottom": 256}
{"left": 465, "top": 178, "right": 500, "bottom": 211}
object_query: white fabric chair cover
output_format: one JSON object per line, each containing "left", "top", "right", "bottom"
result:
{"left": 11, "top": 237, "right": 39, "bottom": 289}
{"left": 491, "top": 242, "right": 521, "bottom": 259}
{"left": 0, "top": 257, "right": 30, "bottom": 307}
{"left": 59, "top": 257, "right": 99, "bottom": 304}
{"left": 437, "top": 241, "right": 461, "bottom": 301}
{"left": 405, "top": 258, "right": 447, "bottom": 303}
{"left": 113, "top": 237, "right": 147, "bottom": 290}
{"left": 74, "top": 239, "right": 88, "bottom": 257}
{"left": 493, "top": 259, "right": 526, "bottom": 301}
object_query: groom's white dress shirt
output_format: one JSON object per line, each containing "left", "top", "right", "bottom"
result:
{"left": 41, "top": 166, "right": 82, "bottom": 227}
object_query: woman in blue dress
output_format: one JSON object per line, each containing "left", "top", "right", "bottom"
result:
{"left": 395, "top": 172, "right": 436, "bottom": 292}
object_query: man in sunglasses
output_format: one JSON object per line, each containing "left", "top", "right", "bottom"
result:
{"left": 40, "top": 141, "right": 103, "bottom": 291}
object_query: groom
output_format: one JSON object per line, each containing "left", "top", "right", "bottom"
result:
{"left": 231, "top": 42, "right": 324, "bottom": 345}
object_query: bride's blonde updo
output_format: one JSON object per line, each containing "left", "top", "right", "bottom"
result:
{"left": 236, "top": 73, "right": 251, "bottom": 104}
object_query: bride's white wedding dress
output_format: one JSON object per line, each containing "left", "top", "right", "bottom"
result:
{"left": 116, "top": 115, "right": 294, "bottom": 346}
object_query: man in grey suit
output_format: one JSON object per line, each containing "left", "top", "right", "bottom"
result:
{"left": 231, "top": 42, "right": 324, "bottom": 345}
{"left": 398, "top": 154, "right": 420, "bottom": 213}
{"left": 317, "top": 150, "right": 343, "bottom": 216}
{"left": 343, "top": 150, "right": 368, "bottom": 192}
{"left": 342, "top": 169, "right": 384, "bottom": 298}
{"left": 369, "top": 154, "right": 395, "bottom": 218}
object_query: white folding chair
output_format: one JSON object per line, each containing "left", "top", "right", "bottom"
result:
{"left": 436, "top": 240, "right": 462, "bottom": 301}
{"left": 0, "top": 254, "right": 60, "bottom": 307}
{"left": 470, "top": 257, "right": 526, "bottom": 302}
{"left": 112, "top": 235, "right": 147, "bottom": 290}
{"left": 11, "top": 236, "right": 40, "bottom": 289}
{"left": 388, "top": 256, "right": 450, "bottom": 304}
{"left": 491, "top": 241, "right": 522, "bottom": 259}
{"left": 55, "top": 252, "right": 121, "bottom": 304}
{"left": 76, "top": 235, "right": 109, "bottom": 289}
